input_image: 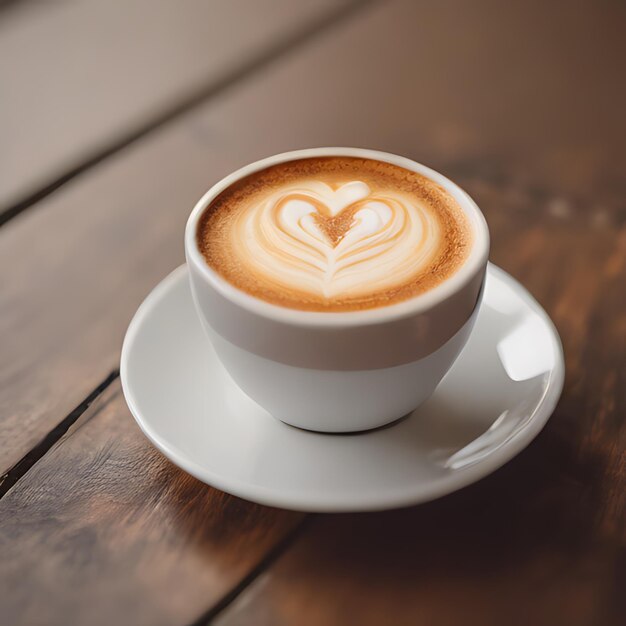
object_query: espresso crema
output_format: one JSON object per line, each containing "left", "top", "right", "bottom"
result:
{"left": 197, "top": 157, "right": 472, "bottom": 312}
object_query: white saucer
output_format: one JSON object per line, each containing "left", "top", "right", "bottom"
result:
{"left": 121, "top": 264, "right": 564, "bottom": 512}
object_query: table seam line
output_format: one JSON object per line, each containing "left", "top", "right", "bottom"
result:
{"left": 189, "top": 514, "right": 316, "bottom": 626}
{"left": 0, "top": 369, "right": 119, "bottom": 499}
{"left": 0, "top": 0, "right": 378, "bottom": 228}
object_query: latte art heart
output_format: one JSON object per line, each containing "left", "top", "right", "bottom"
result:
{"left": 197, "top": 157, "right": 471, "bottom": 311}
{"left": 237, "top": 181, "right": 441, "bottom": 299}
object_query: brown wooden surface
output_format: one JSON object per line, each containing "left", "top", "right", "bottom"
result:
{"left": 214, "top": 177, "right": 626, "bottom": 626}
{"left": 2, "top": 0, "right": 623, "bottom": 475}
{"left": 0, "top": 381, "right": 303, "bottom": 626}
{"left": 1, "top": 0, "right": 624, "bottom": 624}
{"left": 0, "top": 0, "right": 351, "bottom": 212}
{"left": 0, "top": 0, "right": 364, "bottom": 475}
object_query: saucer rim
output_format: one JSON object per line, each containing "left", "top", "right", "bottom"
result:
{"left": 120, "top": 263, "right": 564, "bottom": 512}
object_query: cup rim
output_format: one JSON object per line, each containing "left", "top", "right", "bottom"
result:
{"left": 185, "top": 147, "right": 490, "bottom": 328}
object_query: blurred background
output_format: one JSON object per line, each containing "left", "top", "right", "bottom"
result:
{"left": 1, "top": 1, "right": 624, "bottom": 625}
{"left": 2, "top": 0, "right": 624, "bottom": 215}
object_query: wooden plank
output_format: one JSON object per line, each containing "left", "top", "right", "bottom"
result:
{"left": 0, "top": 2, "right": 625, "bottom": 472}
{"left": 201, "top": 0, "right": 624, "bottom": 623}
{"left": 2, "top": 0, "right": 624, "bottom": 474}
{"left": 0, "top": 122, "right": 212, "bottom": 474}
{"left": 0, "top": 0, "right": 376, "bottom": 476}
{"left": 191, "top": 0, "right": 625, "bottom": 200}
{"left": 0, "top": 380, "right": 303, "bottom": 626}
{"left": 0, "top": 0, "right": 353, "bottom": 212}
{"left": 0, "top": 0, "right": 624, "bottom": 622}
{"left": 212, "top": 178, "right": 626, "bottom": 626}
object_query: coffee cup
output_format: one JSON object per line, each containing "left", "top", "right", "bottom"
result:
{"left": 185, "top": 148, "right": 489, "bottom": 432}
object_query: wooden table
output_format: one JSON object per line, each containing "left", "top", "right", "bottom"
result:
{"left": 1, "top": 1, "right": 624, "bottom": 624}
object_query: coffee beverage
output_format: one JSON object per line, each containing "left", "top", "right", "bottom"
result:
{"left": 187, "top": 150, "right": 489, "bottom": 430}
{"left": 197, "top": 157, "right": 472, "bottom": 312}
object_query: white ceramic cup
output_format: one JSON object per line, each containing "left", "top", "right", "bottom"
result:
{"left": 185, "top": 148, "right": 490, "bottom": 432}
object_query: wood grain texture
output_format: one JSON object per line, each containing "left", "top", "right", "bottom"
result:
{"left": 203, "top": 0, "right": 623, "bottom": 623}
{"left": 195, "top": 0, "right": 625, "bottom": 200}
{"left": 0, "top": 0, "right": 370, "bottom": 475}
{"left": 0, "top": 380, "right": 303, "bottom": 626}
{"left": 214, "top": 177, "right": 625, "bottom": 626}
{"left": 2, "top": 0, "right": 624, "bottom": 475}
{"left": 0, "top": 0, "right": 624, "bottom": 623}
{"left": 0, "top": 0, "right": 352, "bottom": 212}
